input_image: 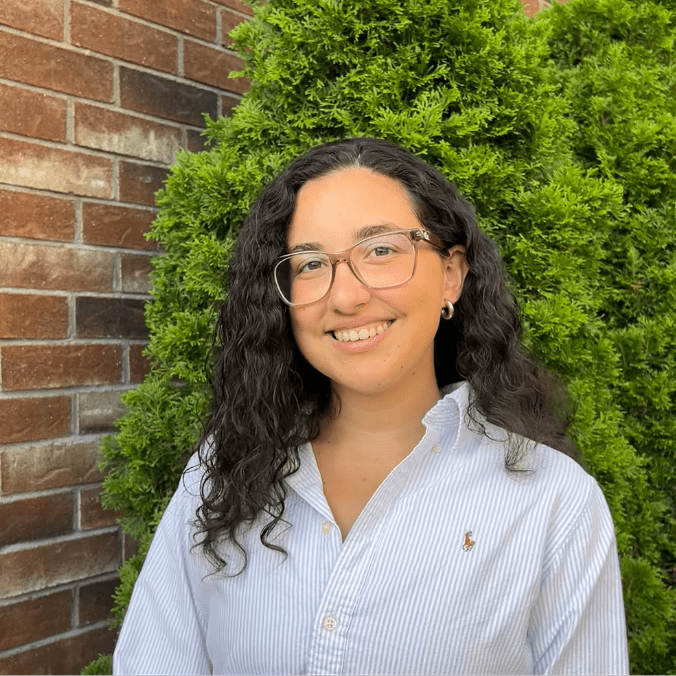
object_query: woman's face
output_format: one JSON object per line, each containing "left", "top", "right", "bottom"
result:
{"left": 287, "top": 167, "right": 466, "bottom": 399}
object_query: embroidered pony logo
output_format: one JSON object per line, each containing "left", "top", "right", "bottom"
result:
{"left": 463, "top": 531, "right": 475, "bottom": 552}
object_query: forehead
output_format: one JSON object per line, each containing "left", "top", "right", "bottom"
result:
{"left": 287, "top": 167, "right": 421, "bottom": 250}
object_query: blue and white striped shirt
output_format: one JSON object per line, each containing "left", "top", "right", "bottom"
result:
{"left": 114, "top": 383, "right": 629, "bottom": 674}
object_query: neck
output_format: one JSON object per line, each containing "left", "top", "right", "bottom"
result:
{"left": 318, "top": 373, "right": 441, "bottom": 457}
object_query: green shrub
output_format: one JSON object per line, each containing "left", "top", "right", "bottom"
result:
{"left": 543, "top": 1, "right": 676, "bottom": 670}
{"left": 96, "top": 0, "right": 676, "bottom": 673}
{"left": 80, "top": 653, "right": 111, "bottom": 675}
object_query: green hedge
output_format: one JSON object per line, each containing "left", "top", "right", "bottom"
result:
{"left": 540, "top": 2, "right": 676, "bottom": 668}
{"left": 94, "top": 0, "right": 676, "bottom": 673}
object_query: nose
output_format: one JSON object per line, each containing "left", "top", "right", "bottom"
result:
{"left": 327, "top": 258, "right": 371, "bottom": 312}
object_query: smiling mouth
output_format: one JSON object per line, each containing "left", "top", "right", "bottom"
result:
{"left": 331, "top": 321, "right": 393, "bottom": 343}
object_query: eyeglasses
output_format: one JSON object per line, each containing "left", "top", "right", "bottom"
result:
{"left": 274, "top": 228, "right": 448, "bottom": 307}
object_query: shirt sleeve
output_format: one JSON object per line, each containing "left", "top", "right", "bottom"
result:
{"left": 528, "top": 478, "right": 630, "bottom": 675}
{"left": 113, "top": 470, "right": 212, "bottom": 675}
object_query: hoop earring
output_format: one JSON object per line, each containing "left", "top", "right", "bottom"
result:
{"left": 441, "top": 299, "right": 454, "bottom": 320}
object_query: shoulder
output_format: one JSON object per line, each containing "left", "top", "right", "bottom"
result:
{"left": 503, "top": 441, "right": 615, "bottom": 570}
{"left": 451, "top": 403, "right": 613, "bottom": 561}
{"left": 531, "top": 444, "right": 604, "bottom": 526}
{"left": 452, "top": 383, "right": 603, "bottom": 516}
{"left": 154, "top": 450, "right": 205, "bottom": 540}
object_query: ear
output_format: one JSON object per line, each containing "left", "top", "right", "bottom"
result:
{"left": 442, "top": 245, "right": 468, "bottom": 304}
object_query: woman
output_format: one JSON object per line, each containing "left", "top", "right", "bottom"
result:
{"left": 114, "top": 138, "right": 629, "bottom": 674}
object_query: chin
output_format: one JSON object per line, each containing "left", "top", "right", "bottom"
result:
{"left": 334, "top": 380, "right": 393, "bottom": 397}
{"left": 328, "top": 367, "right": 415, "bottom": 398}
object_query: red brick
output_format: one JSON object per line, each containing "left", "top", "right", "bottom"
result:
{"left": 1, "top": 531, "right": 120, "bottom": 598}
{"left": 82, "top": 202, "right": 158, "bottom": 250}
{"left": 129, "top": 344, "right": 150, "bottom": 382}
{"left": 71, "top": 2, "right": 178, "bottom": 74}
{"left": 221, "top": 93, "right": 240, "bottom": 117}
{"left": 0, "top": 82, "right": 67, "bottom": 142}
{"left": 2, "top": 344, "right": 123, "bottom": 391}
{"left": 0, "top": 625, "right": 117, "bottom": 675}
{"left": 0, "top": 0, "right": 64, "bottom": 40}
{"left": 0, "top": 189, "right": 74, "bottom": 241}
{"left": 80, "top": 485, "right": 123, "bottom": 529}
{"left": 0, "top": 137, "right": 113, "bottom": 198}
{"left": 0, "top": 491, "right": 73, "bottom": 547}
{"left": 78, "top": 390, "right": 126, "bottom": 433}
{"left": 184, "top": 40, "right": 248, "bottom": 94}
{"left": 0, "top": 241, "right": 114, "bottom": 292}
{"left": 0, "top": 590, "right": 71, "bottom": 651}
{"left": 0, "top": 439, "right": 102, "bottom": 494}
{"left": 118, "top": 161, "right": 168, "bottom": 206}
{"left": 119, "top": 66, "right": 218, "bottom": 126}
{"left": 75, "top": 103, "right": 180, "bottom": 164}
{"left": 220, "top": 8, "right": 247, "bottom": 47}
{"left": 0, "top": 32, "right": 113, "bottom": 102}
{"left": 79, "top": 577, "right": 118, "bottom": 625}
{"left": 121, "top": 253, "right": 154, "bottom": 293}
{"left": 0, "top": 396, "right": 71, "bottom": 446}
{"left": 13, "top": 295, "right": 62, "bottom": 338}
{"left": 76, "top": 297, "right": 148, "bottom": 340}
{"left": 118, "top": 0, "right": 216, "bottom": 41}
{"left": 186, "top": 127, "right": 210, "bottom": 153}
{"left": 0, "top": 293, "right": 67, "bottom": 339}
{"left": 210, "top": 0, "right": 254, "bottom": 16}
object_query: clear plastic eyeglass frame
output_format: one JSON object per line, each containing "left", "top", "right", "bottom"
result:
{"left": 273, "top": 228, "right": 449, "bottom": 307}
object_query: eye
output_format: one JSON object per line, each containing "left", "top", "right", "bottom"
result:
{"left": 361, "top": 236, "right": 409, "bottom": 259}
{"left": 293, "top": 255, "right": 328, "bottom": 275}
{"left": 370, "top": 245, "right": 394, "bottom": 257}
{"left": 300, "top": 259, "right": 324, "bottom": 272}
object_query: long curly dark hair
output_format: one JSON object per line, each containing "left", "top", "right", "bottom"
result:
{"left": 195, "top": 137, "right": 577, "bottom": 572}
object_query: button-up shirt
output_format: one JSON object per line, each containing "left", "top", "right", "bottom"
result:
{"left": 113, "top": 383, "right": 629, "bottom": 674}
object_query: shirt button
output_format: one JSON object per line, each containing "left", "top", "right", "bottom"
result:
{"left": 432, "top": 444, "right": 442, "bottom": 453}
{"left": 321, "top": 521, "right": 332, "bottom": 534}
{"left": 323, "top": 616, "right": 337, "bottom": 631}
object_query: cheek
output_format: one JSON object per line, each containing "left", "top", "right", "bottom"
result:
{"left": 289, "top": 307, "right": 324, "bottom": 355}
{"left": 387, "top": 278, "right": 443, "bottom": 325}
{"left": 397, "top": 288, "right": 444, "bottom": 348}
{"left": 289, "top": 312, "right": 304, "bottom": 352}
{"left": 290, "top": 306, "right": 314, "bottom": 332}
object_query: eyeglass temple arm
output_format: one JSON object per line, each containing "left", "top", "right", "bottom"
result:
{"left": 412, "top": 229, "right": 451, "bottom": 256}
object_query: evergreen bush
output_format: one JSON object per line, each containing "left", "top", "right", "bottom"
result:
{"left": 543, "top": 1, "right": 676, "bottom": 669}
{"left": 92, "top": 0, "right": 675, "bottom": 673}
{"left": 81, "top": 654, "right": 112, "bottom": 676}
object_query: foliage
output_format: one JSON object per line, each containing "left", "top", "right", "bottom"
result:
{"left": 542, "top": 1, "right": 676, "bottom": 670}
{"left": 80, "top": 653, "right": 111, "bottom": 675}
{"left": 94, "top": 0, "right": 676, "bottom": 673}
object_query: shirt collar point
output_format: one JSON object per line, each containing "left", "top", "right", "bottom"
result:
{"left": 422, "top": 380, "right": 468, "bottom": 430}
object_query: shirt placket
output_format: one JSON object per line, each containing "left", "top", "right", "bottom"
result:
{"left": 304, "top": 429, "right": 442, "bottom": 675}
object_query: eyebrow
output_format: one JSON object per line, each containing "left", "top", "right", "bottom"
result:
{"left": 287, "top": 223, "right": 401, "bottom": 254}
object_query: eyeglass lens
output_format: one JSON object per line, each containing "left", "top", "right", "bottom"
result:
{"left": 276, "top": 232, "right": 416, "bottom": 305}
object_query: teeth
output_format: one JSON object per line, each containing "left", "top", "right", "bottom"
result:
{"left": 333, "top": 321, "right": 392, "bottom": 343}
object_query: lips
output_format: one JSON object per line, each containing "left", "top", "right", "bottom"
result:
{"left": 331, "top": 320, "right": 393, "bottom": 343}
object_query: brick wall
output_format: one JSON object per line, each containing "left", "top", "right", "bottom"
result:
{"left": 0, "top": 0, "right": 251, "bottom": 673}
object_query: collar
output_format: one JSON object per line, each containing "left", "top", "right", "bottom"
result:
{"left": 285, "top": 382, "right": 471, "bottom": 519}
{"left": 422, "top": 380, "right": 469, "bottom": 431}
